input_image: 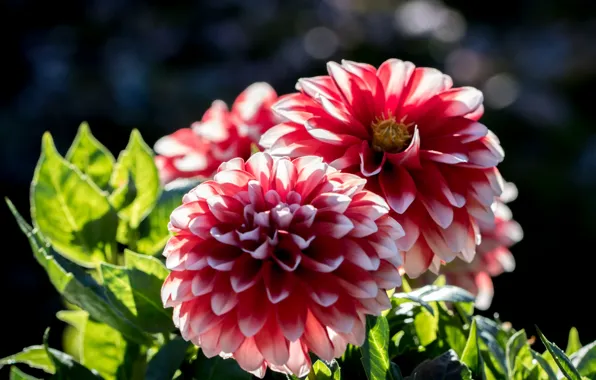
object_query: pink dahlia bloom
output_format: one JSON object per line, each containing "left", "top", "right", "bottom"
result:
{"left": 154, "top": 82, "right": 279, "bottom": 184}
{"left": 414, "top": 182, "right": 522, "bottom": 310}
{"left": 161, "top": 152, "right": 403, "bottom": 378}
{"left": 261, "top": 59, "right": 505, "bottom": 277}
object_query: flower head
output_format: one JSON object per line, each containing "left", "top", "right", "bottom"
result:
{"left": 261, "top": 59, "right": 505, "bottom": 277}
{"left": 413, "top": 182, "right": 522, "bottom": 309}
{"left": 161, "top": 152, "right": 403, "bottom": 378}
{"left": 155, "top": 82, "right": 279, "bottom": 184}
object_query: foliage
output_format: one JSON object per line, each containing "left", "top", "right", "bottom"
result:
{"left": 3, "top": 126, "right": 593, "bottom": 379}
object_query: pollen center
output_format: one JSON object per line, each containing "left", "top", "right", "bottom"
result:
{"left": 370, "top": 114, "right": 413, "bottom": 154}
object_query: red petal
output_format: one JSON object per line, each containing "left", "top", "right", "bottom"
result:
{"left": 254, "top": 314, "right": 290, "bottom": 366}
{"left": 302, "top": 310, "right": 334, "bottom": 361}
{"left": 376, "top": 58, "right": 415, "bottom": 115}
{"left": 380, "top": 165, "right": 416, "bottom": 214}
{"left": 359, "top": 140, "right": 386, "bottom": 177}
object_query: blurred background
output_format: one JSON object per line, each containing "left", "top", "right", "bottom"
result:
{"left": 2, "top": 0, "right": 595, "bottom": 365}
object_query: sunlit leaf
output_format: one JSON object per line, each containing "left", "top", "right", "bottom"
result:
{"left": 30, "top": 132, "right": 118, "bottom": 267}
{"left": 566, "top": 327, "right": 582, "bottom": 356}
{"left": 57, "top": 310, "right": 138, "bottom": 380}
{"left": 100, "top": 257, "right": 173, "bottom": 333}
{"left": 360, "top": 316, "right": 401, "bottom": 380}
{"left": 536, "top": 326, "right": 582, "bottom": 380}
{"left": 308, "top": 360, "right": 342, "bottom": 380}
{"left": 6, "top": 200, "right": 152, "bottom": 346}
{"left": 0, "top": 346, "right": 55, "bottom": 374}
{"left": 43, "top": 328, "right": 103, "bottom": 379}
{"left": 9, "top": 367, "right": 40, "bottom": 380}
{"left": 570, "top": 340, "right": 596, "bottom": 378}
{"left": 65, "top": 122, "right": 115, "bottom": 190}
{"left": 461, "top": 318, "right": 485, "bottom": 379}
{"left": 110, "top": 129, "right": 161, "bottom": 229}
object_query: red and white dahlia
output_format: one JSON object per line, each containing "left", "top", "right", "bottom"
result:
{"left": 161, "top": 152, "right": 404, "bottom": 378}
{"left": 261, "top": 59, "right": 505, "bottom": 277}
{"left": 154, "top": 82, "right": 279, "bottom": 184}
{"left": 438, "top": 182, "right": 522, "bottom": 309}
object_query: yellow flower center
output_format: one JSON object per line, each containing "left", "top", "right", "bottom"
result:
{"left": 370, "top": 113, "right": 413, "bottom": 153}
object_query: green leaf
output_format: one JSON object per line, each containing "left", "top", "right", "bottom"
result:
{"left": 392, "top": 285, "right": 475, "bottom": 316}
{"left": 30, "top": 132, "right": 118, "bottom": 267}
{"left": 193, "top": 349, "right": 251, "bottom": 380}
{"left": 100, "top": 254, "right": 172, "bottom": 333}
{"left": 110, "top": 129, "right": 161, "bottom": 229}
{"left": 145, "top": 336, "right": 189, "bottom": 380}
{"left": 461, "top": 318, "right": 485, "bottom": 379}
{"left": 6, "top": 200, "right": 152, "bottom": 346}
{"left": 570, "top": 341, "right": 596, "bottom": 378}
{"left": 57, "top": 310, "right": 137, "bottom": 380}
{"left": 65, "top": 122, "right": 115, "bottom": 190}
{"left": 43, "top": 328, "right": 103, "bottom": 379}
{"left": 566, "top": 328, "right": 582, "bottom": 356}
{"left": 124, "top": 249, "right": 169, "bottom": 280}
{"left": 405, "top": 349, "right": 472, "bottom": 380}
{"left": 536, "top": 326, "right": 582, "bottom": 380}
{"left": 135, "top": 179, "right": 200, "bottom": 255}
{"left": 531, "top": 350, "right": 558, "bottom": 379}
{"left": 360, "top": 316, "right": 399, "bottom": 380}
{"left": 437, "top": 307, "right": 467, "bottom": 357}
{"left": 0, "top": 346, "right": 55, "bottom": 374}
{"left": 308, "top": 360, "right": 342, "bottom": 380}
{"left": 506, "top": 330, "right": 530, "bottom": 375}
{"left": 505, "top": 330, "right": 535, "bottom": 378}
{"left": 413, "top": 303, "right": 438, "bottom": 346}
{"left": 475, "top": 319, "right": 507, "bottom": 378}
{"left": 10, "top": 367, "right": 40, "bottom": 380}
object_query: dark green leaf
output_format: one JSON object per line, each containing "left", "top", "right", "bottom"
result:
{"left": 405, "top": 349, "right": 471, "bottom": 380}
{"left": 100, "top": 251, "right": 172, "bottom": 333}
{"left": 536, "top": 326, "right": 582, "bottom": 380}
{"left": 193, "top": 349, "right": 251, "bottom": 380}
{"left": 65, "top": 122, "right": 115, "bottom": 190}
{"left": 361, "top": 316, "right": 399, "bottom": 380}
{"left": 6, "top": 200, "right": 152, "bottom": 346}
{"left": 0, "top": 346, "right": 55, "bottom": 374}
{"left": 57, "top": 310, "right": 137, "bottom": 380}
{"left": 135, "top": 179, "right": 201, "bottom": 256}
{"left": 10, "top": 367, "right": 40, "bottom": 380}
{"left": 570, "top": 341, "right": 596, "bottom": 377}
{"left": 110, "top": 129, "right": 161, "bottom": 229}
{"left": 30, "top": 132, "right": 118, "bottom": 267}
{"left": 566, "top": 328, "right": 582, "bottom": 357}
{"left": 461, "top": 318, "right": 485, "bottom": 379}
{"left": 145, "top": 336, "right": 189, "bottom": 380}
{"left": 43, "top": 329, "right": 103, "bottom": 379}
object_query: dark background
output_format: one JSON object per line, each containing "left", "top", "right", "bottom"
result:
{"left": 2, "top": 0, "right": 595, "bottom": 367}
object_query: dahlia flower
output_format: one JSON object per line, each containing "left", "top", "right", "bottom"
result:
{"left": 261, "top": 59, "right": 505, "bottom": 277}
{"left": 155, "top": 82, "right": 278, "bottom": 184}
{"left": 413, "top": 182, "right": 522, "bottom": 310}
{"left": 161, "top": 152, "right": 403, "bottom": 377}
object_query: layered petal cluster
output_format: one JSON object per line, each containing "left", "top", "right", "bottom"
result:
{"left": 155, "top": 82, "right": 279, "bottom": 184}
{"left": 414, "top": 182, "right": 523, "bottom": 309}
{"left": 261, "top": 58, "right": 505, "bottom": 277}
{"left": 161, "top": 152, "right": 403, "bottom": 378}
